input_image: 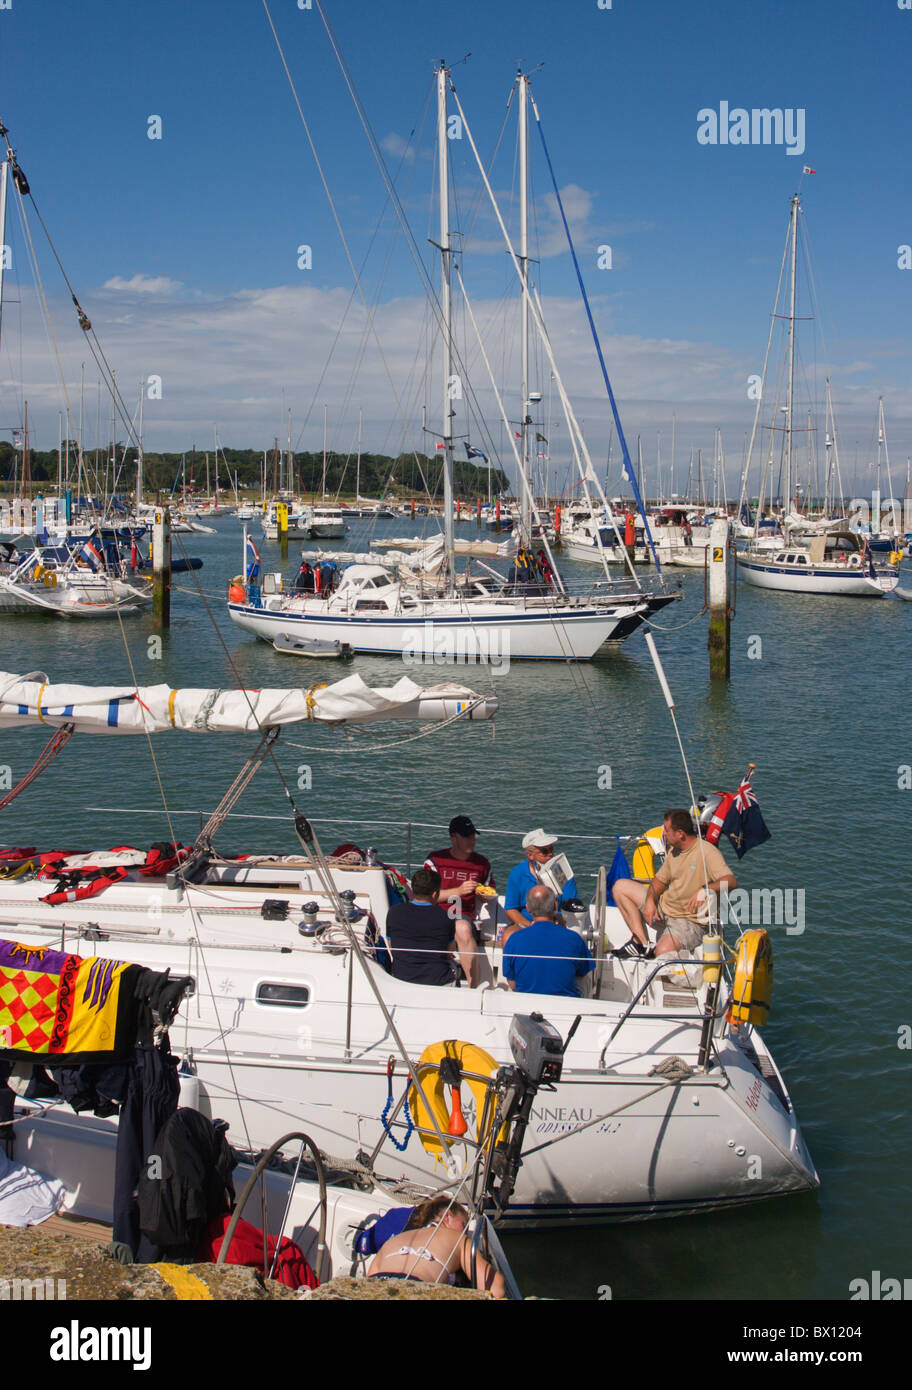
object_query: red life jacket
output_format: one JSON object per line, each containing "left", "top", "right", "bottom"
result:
{"left": 705, "top": 793, "right": 735, "bottom": 845}
{"left": 0, "top": 847, "right": 37, "bottom": 863}
{"left": 37, "top": 842, "right": 190, "bottom": 904}
{"left": 40, "top": 866, "right": 130, "bottom": 905}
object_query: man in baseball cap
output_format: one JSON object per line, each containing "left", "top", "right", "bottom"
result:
{"left": 502, "top": 828, "right": 579, "bottom": 945}
{"left": 424, "top": 815, "right": 495, "bottom": 950}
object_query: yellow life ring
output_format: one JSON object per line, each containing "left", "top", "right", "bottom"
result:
{"left": 33, "top": 563, "right": 44, "bottom": 581}
{"left": 729, "top": 929, "right": 773, "bottom": 1028}
{"left": 631, "top": 825, "right": 664, "bottom": 881}
{"left": 889, "top": 550, "right": 902, "bottom": 566}
{"left": 408, "top": 1040, "right": 501, "bottom": 1159}
{"left": 44, "top": 571, "right": 58, "bottom": 588}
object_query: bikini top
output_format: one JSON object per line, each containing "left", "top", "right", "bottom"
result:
{"left": 392, "top": 1245, "right": 457, "bottom": 1285}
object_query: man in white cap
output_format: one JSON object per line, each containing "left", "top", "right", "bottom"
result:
{"left": 501, "top": 829, "right": 579, "bottom": 947}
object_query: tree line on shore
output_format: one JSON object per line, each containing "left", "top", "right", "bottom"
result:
{"left": 0, "top": 442, "right": 509, "bottom": 500}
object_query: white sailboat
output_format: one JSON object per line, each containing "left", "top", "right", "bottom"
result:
{"left": 0, "top": 665, "right": 817, "bottom": 1228}
{"left": 0, "top": 543, "right": 150, "bottom": 617}
{"left": 737, "top": 193, "right": 899, "bottom": 597}
{"left": 230, "top": 66, "right": 671, "bottom": 660}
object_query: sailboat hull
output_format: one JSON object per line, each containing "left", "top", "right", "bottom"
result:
{"left": 0, "top": 863, "right": 818, "bottom": 1229}
{"left": 228, "top": 598, "right": 651, "bottom": 660}
{"left": 737, "top": 556, "right": 897, "bottom": 596}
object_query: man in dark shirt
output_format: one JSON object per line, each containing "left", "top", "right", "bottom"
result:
{"left": 502, "top": 885, "right": 594, "bottom": 998}
{"left": 386, "top": 868, "right": 476, "bottom": 987}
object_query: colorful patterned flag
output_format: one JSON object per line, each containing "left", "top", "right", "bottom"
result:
{"left": 1, "top": 940, "right": 138, "bottom": 1063}
{"left": 0, "top": 939, "right": 191, "bottom": 1065}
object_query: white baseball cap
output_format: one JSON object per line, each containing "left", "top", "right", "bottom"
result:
{"left": 522, "top": 828, "right": 558, "bottom": 850}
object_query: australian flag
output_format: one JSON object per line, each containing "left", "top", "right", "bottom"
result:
{"left": 720, "top": 780, "right": 771, "bottom": 859}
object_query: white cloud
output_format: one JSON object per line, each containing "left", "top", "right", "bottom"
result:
{"left": 459, "top": 182, "right": 646, "bottom": 263}
{"left": 6, "top": 278, "right": 911, "bottom": 487}
{"left": 380, "top": 133, "right": 417, "bottom": 166}
{"left": 102, "top": 274, "right": 183, "bottom": 295}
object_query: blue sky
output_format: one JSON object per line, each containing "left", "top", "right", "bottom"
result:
{"left": 1, "top": 0, "right": 910, "bottom": 497}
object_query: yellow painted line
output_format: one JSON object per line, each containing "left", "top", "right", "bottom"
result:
{"left": 153, "top": 1263, "right": 214, "bottom": 1300}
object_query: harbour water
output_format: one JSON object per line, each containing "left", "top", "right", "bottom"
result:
{"left": 1, "top": 516, "right": 910, "bottom": 1300}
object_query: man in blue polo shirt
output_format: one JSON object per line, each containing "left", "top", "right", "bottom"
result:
{"left": 502, "top": 828, "right": 578, "bottom": 947}
{"left": 502, "top": 886, "right": 594, "bottom": 997}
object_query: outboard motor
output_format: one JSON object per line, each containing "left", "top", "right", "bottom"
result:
{"left": 481, "top": 1013, "right": 581, "bottom": 1219}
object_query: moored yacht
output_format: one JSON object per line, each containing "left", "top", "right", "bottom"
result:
{"left": 309, "top": 506, "right": 349, "bottom": 539}
{"left": 737, "top": 529, "right": 899, "bottom": 596}
{"left": 0, "top": 832, "right": 818, "bottom": 1227}
{"left": 229, "top": 560, "right": 659, "bottom": 660}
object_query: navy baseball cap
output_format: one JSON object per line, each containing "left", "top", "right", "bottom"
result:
{"left": 449, "top": 815, "right": 477, "bottom": 837}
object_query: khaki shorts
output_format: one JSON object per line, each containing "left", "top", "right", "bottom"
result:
{"left": 639, "top": 886, "right": 704, "bottom": 952}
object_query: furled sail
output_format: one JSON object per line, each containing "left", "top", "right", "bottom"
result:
{"left": 0, "top": 671, "right": 497, "bottom": 733}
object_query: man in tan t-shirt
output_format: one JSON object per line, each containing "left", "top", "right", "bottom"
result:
{"left": 611, "top": 808, "right": 737, "bottom": 959}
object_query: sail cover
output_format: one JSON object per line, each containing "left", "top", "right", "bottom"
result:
{"left": 0, "top": 671, "right": 498, "bottom": 733}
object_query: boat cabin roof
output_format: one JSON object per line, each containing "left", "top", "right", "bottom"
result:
{"left": 336, "top": 564, "right": 397, "bottom": 592}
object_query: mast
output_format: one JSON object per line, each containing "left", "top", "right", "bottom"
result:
{"left": 518, "top": 70, "right": 531, "bottom": 540}
{"left": 545, "top": 371, "right": 553, "bottom": 508}
{"left": 784, "top": 193, "right": 800, "bottom": 514}
{"left": 137, "top": 380, "right": 144, "bottom": 510}
{"left": 286, "top": 408, "right": 293, "bottom": 499}
{"left": 437, "top": 61, "right": 456, "bottom": 590}
{"left": 78, "top": 365, "right": 85, "bottom": 508}
{"left": 23, "top": 399, "right": 30, "bottom": 496}
{"left": 0, "top": 159, "right": 7, "bottom": 358}
{"left": 823, "top": 379, "right": 833, "bottom": 515}
{"left": 321, "top": 403, "right": 328, "bottom": 504}
{"left": 356, "top": 406, "right": 362, "bottom": 504}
